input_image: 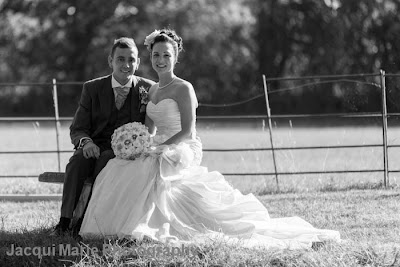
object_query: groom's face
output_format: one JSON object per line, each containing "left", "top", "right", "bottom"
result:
{"left": 108, "top": 47, "right": 140, "bottom": 85}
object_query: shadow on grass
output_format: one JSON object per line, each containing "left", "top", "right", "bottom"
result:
{"left": 0, "top": 228, "right": 200, "bottom": 267}
{"left": 1, "top": 210, "right": 400, "bottom": 267}
{"left": 1, "top": 227, "right": 400, "bottom": 267}
{"left": 0, "top": 227, "right": 102, "bottom": 267}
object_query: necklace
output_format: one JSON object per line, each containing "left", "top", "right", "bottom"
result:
{"left": 158, "top": 78, "right": 176, "bottom": 90}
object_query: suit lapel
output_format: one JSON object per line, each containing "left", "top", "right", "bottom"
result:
{"left": 99, "top": 75, "right": 113, "bottom": 120}
{"left": 130, "top": 76, "right": 139, "bottom": 119}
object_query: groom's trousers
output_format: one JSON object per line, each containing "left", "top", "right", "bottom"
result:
{"left": 60, "top": 148, "right": 115, "bottom": 218}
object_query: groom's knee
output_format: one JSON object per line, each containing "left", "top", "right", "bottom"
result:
{"left": 91, "top": 149, "right": 115, "bottom": 182}
{"left": 66, "top": 149, "right": 95, "bottom": 180}
{"left": 69, "top": 149, "right": 86, "bottom": 161}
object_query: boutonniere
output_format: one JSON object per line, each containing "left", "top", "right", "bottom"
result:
{"left": 139, "top": 86, "right": 149, "bottom": 105}
{"left": 139, "top": 86, "right": 149, "bottom": 113}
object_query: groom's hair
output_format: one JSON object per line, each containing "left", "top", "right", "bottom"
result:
{"left": 110, "top": 37, "right": 138, "bottom": 58}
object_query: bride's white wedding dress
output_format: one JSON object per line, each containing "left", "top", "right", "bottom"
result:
{"left": 79, "top": 99, "right": 340, "bottom": 249}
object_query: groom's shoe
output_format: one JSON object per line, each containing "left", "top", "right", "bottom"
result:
{"left": 73, "top": 234, "right": 83, "bottom": 243}
{"left": 50, "top": 217, "right": 71, "bottom": 236}
{"left": 71, "top": 217, "right": 83, "bottom": 239}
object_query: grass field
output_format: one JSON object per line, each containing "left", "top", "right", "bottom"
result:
{"left": 1, "top": 120, "right": 400, "bottom": 266}
{"left": 0, "top": 189, "right": 399, "bottom": 266}
{"left": 1, "top": 119, "right": 400, "bottom": 194}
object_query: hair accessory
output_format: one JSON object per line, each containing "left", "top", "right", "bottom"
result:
{"left": 144, "top": 30, "right": 161, "bottom": 51}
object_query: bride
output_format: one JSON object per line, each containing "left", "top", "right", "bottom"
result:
{"left": 79, "top": 29, "right": 340, "bottom": 249}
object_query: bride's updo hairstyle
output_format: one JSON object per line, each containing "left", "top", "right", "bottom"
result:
{"left": 144, "top": 28, "right": 183, "bottom": 60}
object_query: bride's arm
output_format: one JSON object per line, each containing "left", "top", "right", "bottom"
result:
{"left": 145, "top": 115, "right": 156, "bottom": 135}
{"left": 162, "top": 82, "right": 197, "bottom": 145}
{"left": 145, "top": 84, "right": 157, "bottom": 136}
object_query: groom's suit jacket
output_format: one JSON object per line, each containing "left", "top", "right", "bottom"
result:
{"left": 70, "top": 74, "right": 155, "bottom": 149}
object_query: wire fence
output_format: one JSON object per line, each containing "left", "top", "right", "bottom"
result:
{"left": 1, "top": 71, "right": 400, "bottom": 189}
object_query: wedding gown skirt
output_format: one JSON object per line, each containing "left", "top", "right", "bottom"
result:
{"left": 79, "top": 99, "right": 340, "bottom": 249}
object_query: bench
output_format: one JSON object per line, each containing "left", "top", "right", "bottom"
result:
{"left": 38, "top": 172, "right": 65, "bottom": 183}
{"left": 38, "top": 172, "right": 93, "bottom": 230}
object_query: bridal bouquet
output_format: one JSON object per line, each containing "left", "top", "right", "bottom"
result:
{"left": 111, "top": 122, "right": 153, "bottom": 160}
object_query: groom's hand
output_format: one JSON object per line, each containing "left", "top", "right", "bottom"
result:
{"left": 82, "top": 141, "right": 100, "bottom": 159}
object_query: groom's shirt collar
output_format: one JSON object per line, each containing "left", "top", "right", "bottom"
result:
{"left": 111, "top": 75, "right": 133, "bottom": 89}
{"left": 111, "top": 75, "right": 132, "bottom": 100}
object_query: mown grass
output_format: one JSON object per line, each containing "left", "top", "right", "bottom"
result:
{"left": 1, "top": 189, "right": 399, "bottom": 266}
{"left": 1, "top": 121, "right": 400, "bottom": 265}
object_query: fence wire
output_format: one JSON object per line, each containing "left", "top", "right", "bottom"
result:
{"left": 1, "top": 71, "right": 400, "bottom": 188}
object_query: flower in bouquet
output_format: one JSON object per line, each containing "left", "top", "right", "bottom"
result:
{"left": 111, "top": 122, "right": 153, "bottom": 160}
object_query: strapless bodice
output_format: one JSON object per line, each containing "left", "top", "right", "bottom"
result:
{"left": 146, "top": 99, "right": 182, "bottom": 139}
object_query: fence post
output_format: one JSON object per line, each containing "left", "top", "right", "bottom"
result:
{"left": 380, "top": 70, "right": 389, "bottom": 187}
{"left": 262, "top": 75, "right": 280, "bottom": 191}
{"left": 52, "top": 78, "right": 61, "bottom": 172}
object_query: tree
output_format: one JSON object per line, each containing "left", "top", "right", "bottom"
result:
{"left": 1, "top": 0, "right": 399, "bottom": 116}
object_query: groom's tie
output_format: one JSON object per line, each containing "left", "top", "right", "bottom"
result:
{"left": 114, "top": 86, "right": 130, "bottom": 110}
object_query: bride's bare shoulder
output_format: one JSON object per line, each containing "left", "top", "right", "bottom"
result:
{"left": 173, "top": 78, "right": 197, "bottom": 105}
{"left": 173, "top": 78, "right": 195, "bottom": 93}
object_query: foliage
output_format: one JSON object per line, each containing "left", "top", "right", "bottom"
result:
{"left": 0, "top": 0, "right": 400, "bottom": 116}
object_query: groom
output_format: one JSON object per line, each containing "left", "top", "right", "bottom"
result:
{"left": 51, "top": 37, "right": 155, "bottom": 236}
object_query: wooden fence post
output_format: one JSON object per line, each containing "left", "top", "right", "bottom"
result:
{"left": 262, "top": 75, "right": 280, "bottom": 191}
{"left": 52, "top": 78, "right": 61, "bottom": 172}
{"left": 380, "top": 70, "right": 389, "bottom": 187}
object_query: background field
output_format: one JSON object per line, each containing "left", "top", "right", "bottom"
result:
{"left": 1, "top": 119, "right": 400, "bottom": 266}
{"left": 1, "top": 118, "right": 400, "bottom": 195}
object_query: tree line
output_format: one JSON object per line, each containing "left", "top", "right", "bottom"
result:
{"left": 0, "top": 0, "right": 399, "bottom": 116}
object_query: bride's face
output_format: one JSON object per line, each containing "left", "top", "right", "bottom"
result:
{"left": 151, "top": 42, "right": 176, "bottom": 75}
